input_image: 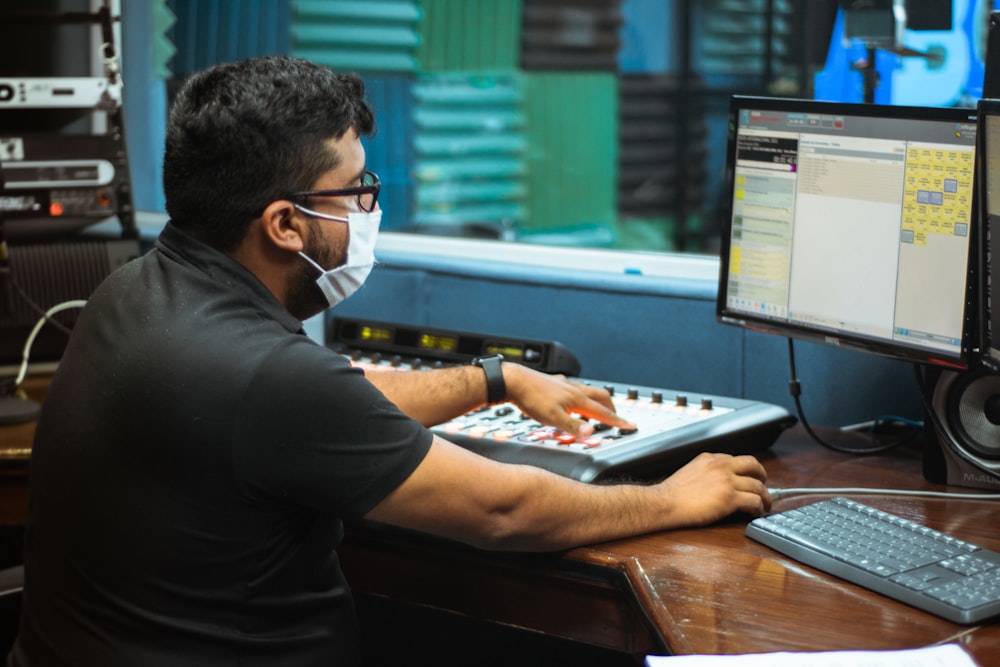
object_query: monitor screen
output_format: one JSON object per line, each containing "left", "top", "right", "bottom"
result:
{"left": 716, "top": 96, "right": 978, "bottom": 369}
{"left": 978, "top": 98, "right": 1000, "bottom": 371}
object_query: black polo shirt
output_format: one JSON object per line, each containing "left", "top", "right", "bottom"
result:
{"left": 10, "top": 223, "right": 432, "bottom": 666}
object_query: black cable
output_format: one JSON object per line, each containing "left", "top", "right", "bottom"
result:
{"left": 7, "top": 278, "right": 73, "bottom": 337}
{"left": 786, "top": 337, "right": 917, "bottom": 455}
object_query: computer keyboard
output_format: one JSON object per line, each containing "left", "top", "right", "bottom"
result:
{"left": 745, "top": 497, "right": 1000, "bottom": 624}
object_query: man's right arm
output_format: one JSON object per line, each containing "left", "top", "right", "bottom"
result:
{"left": 363, "top": 435, "right": 771, "bottom": 552}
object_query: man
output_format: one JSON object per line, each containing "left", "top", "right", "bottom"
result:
{"left": 9, "top": 56, "right": 770, "bottom": 665}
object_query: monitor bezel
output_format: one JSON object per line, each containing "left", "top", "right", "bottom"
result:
{"left": 978, "top": 98, "right": 1000, "bottom": 373}
{"left": 716, "top": 95, "right": 979, "bottom": 371}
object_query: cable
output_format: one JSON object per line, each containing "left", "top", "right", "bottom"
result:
{"left": 840, "top": 415, "right": 923, "bottom": 432}
{"left": 786, "top": 338, "right": 915, "bottom": 455}
{"left": 14, "top": 299, "right": 87, "bottom": 387}
{"left": 769, "top": 486, "right": 1000, "bottom": 501}
{"left": 9, "top": 279, "right": 74, "bottom": 337}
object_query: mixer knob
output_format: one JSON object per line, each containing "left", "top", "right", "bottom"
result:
{"left": 603, "top": 385, "right": 615, "bottom": 396}
{"left": 675, "top": 395, "right": 688, "bottom": 407}
{"left": 651, "top": 391, "right": 663, "bottom": 404}
{"left": 350, "top": 349, "right": 364, "bottom": 361}
{"left": 411, "top": 358, "right": 423, "bottom": 369}
{"left": 627, "top": 388, "right": 639, "bottom": 400}
{"left": 700, "top": 398, "right": 713, "bottom": 411}
{"left": 390, "top": 355, "right": 403, "bottom": 367}
{"left": 369, "top": 352, "right": 383, "bottom": 364}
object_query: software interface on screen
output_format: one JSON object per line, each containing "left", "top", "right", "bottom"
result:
{"left": 721, "top": 99, "right": 978, "bottom": 365}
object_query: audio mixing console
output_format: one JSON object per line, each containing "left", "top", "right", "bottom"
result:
{"left": 329, "top": 317, "right": 797, "bottom": 482}
{"left": 432, "top": 382, "right": 795, "bottom": 482}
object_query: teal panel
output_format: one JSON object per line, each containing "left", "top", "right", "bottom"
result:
{"left": 292, "top": 0, "right": 420, "bottom": 73}
{"left": 170, "top": 0, "right": 293, "bottom": 76}
{"left": 359, "top": 75, "right": 415, "bottom": 231}
{"left": 411, "top": 73, "right": 527, "bottom": 227}
{"left": 293, "top": 25, "right": 418, "bottom": 48}
{"left": 296, "top": 0, "right": 420, "bottom": 21}
{"left": 414, "top": 134, "right": 526, "bottom": 156}
{"left": 521, "top": 73, "right": 618, "bottom": 237}
{"left": 416, "top": 0, "right": 522, "bottom": 72}
{"left": 415, "top": 157, "right": 524, "bottom": 181}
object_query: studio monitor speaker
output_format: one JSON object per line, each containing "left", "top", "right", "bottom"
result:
{"left": 924, "top": 368, "right": 1000, "bottom": 489}
{"left": 0, "top": 239, "right": 139, "bottom": 367}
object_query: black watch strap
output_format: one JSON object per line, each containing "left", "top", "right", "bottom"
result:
{"left": 472, "top": 354, "right": 506, "bottom": 404}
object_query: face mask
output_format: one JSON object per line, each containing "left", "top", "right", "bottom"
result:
{"left": 298, "top": 209, "right": 382, "bottom": 308}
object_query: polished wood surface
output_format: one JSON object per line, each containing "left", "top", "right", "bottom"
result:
{"left": 0, "top": 376, "right": 43, "bottom": 527}
{"left": 341, "top": 428, "right": 1000, "bottom": 663}
{"left": 4, "top": 383, "right": 999, "bottom": 662}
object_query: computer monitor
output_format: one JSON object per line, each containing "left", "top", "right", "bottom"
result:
{"left": 716, "top": 96, "right": 978, "bottom": 370}
{"left": 978, "top": 98, "right": 1000, "bottom": 371}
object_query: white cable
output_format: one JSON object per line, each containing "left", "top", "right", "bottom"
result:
{"left": 769, "top": 486, "right": 1000, "bottom": 501}
{"left": 14, "top": 299, "right": 88, "bottom": 387}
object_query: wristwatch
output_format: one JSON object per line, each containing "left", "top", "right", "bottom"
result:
{"left": 471, "top": 354, "right": 506, "bottom": 404}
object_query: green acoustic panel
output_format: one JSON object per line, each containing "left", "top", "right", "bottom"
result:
{"left": 521, "top": 72, "right": 618, "bottom": 237}
{"left": 411, "top": 73, "right": 527, "bottom": 227}
{"left": 292, "top": 0, "right": 421, "bottom": 72}
{"left": 416, "top": 0, "right": 522, "bottom": 72}
{"left": 152, "top": 0, "right": 176, "bottom": 78}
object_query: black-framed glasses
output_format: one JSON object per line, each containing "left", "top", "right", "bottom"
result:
{"left": 288, "top": 170, "right": 380, "bottom": 213}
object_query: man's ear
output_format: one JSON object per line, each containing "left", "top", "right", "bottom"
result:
{"left": 259, "top": 199, "right": 306, "bottom": 253}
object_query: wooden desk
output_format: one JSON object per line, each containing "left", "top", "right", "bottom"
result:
{"left": 3, "top": 391, "right": 998, "bottom": 662}
{"left": 0, "top": 376, "right": 43, "bottom": 527}
{"left": 339, "top": 428, "right": 1000, "bottom": 664}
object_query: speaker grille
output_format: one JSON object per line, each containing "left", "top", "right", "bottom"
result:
{"left": 1, "top": 239, "right": 139, "bottom": 366}
{"left": 947, "top": 369, "right": 1000, "bottom": 460}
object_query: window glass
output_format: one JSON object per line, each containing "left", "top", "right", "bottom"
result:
{"left": 161, "top": 1, "right": 831, "bottom": 255}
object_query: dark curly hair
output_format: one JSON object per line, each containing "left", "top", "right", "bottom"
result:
{"left": 163, "top": 56, "right": 376, "bottom": 251}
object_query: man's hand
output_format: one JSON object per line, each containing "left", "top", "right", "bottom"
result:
{"left": 502, "top": 363, "right": 636, "bottom": 437}
{"left": 656, "top": 452, "right": 772, "bottom": 524}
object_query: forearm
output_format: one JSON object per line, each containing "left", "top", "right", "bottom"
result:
{"left": 367, "top": 438, "right": 769, "bottom": 553}
{"left": 365, "top": 365, "right": 488, "bottom": 426}
{"left": 494, "top": 452, "right": 771, "bottom": 550}
{"left": 477, "top": 465, "right": 674, "bottom": 551}
{"left": 368, "top": 360, "right": 635, "bottom": 436}
{"left": 368, "top": 441, "right": 670, "bottom": 551}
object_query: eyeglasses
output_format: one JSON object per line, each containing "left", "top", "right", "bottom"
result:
{"left": 288, "top": 170, "right": 380, "bottom": 213}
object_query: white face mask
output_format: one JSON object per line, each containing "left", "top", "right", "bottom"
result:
{"left": 298, "top": 208, "right": 382, "bottom": 308}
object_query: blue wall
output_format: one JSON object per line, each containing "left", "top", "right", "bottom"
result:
{"left": 330, "top": 246, "right": 924, "bottom": 429}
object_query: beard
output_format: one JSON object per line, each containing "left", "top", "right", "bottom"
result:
{"left": 286, "top": 218, "right": 346, "bottom": 321}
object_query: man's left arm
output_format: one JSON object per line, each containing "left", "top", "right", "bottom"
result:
{"left": 365, "top": 362, "right": 635, "bottom": 435}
